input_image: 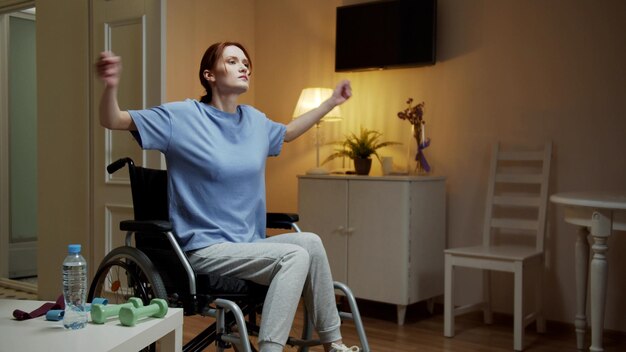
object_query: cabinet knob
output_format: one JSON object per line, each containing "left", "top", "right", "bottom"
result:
{"left": 334, "top": 226, "right": 354, "bottom": 235}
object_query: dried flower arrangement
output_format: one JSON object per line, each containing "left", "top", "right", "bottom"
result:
{"left": 398, "top": 98, "right": 430, "bottom": 173}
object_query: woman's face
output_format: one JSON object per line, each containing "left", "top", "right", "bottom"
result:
{"left": 206, "top": 45, "right": 250, "bottom": 95}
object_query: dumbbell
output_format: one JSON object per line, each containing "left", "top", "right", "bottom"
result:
{"left": 119, "top": 298, "right": 168, "bottom": 326}
{"left": 91, "top": 297, "right": 143, "bottom": 324}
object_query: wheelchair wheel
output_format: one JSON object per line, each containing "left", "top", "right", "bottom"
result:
{"left": 88, "top": 246, "right": 167, "bottom": 305}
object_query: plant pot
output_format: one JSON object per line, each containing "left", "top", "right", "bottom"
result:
{"left": 353, "top": 158, "right": 372, "bottom": 175}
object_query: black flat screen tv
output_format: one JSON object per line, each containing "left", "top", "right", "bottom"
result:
{"left": 335, "top": 0, "right": 437, "bottom": 72}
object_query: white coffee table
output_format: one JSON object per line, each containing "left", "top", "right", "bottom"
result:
{"left": 0, "top": 299, "right": 183, "bottom": 352}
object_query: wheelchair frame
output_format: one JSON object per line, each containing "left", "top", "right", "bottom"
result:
{"left": 88, "top": 158, "right": 370, "bottom": 352}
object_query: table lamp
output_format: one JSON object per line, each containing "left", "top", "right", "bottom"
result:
{"left": 292, "top": 88, "right": 342, "bottom": 175}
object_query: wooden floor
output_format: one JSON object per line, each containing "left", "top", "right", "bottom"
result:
{"left": 2, "top": 278, "right": 623, "bottom": 351}
{"left": 0, "top": 278, "right": 38, "bottom": 300}
{"left": 182, "top": 301, "right": 626, "bottom": 351}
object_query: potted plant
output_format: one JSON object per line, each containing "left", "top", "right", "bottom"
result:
{"left": 322, "top": 127, "right": 400, "bottom": 175}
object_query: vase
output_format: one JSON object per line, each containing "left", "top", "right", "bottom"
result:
{"left": 353, "top": 158, "right": 372, "bottom": 175}
{"left": 407, "top": 125, "right": 429, "bottom": 175}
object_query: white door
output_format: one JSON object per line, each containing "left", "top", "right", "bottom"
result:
{"left": 90, "top": 0, "right": 165, "bottom": 271}
{"left": 0, "top": 9, "right": 37, "bottom": 279}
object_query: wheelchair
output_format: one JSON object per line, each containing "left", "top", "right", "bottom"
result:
{"left": 87, "top": 158, "right": 370, "bottom": 352}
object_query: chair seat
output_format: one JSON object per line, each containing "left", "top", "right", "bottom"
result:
{"left": 445, "top": 245, "right": 543, "bottom": 262}
{"left": 197, "top": 273, "right": 268, "bottom": 299}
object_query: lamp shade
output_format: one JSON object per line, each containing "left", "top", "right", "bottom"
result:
{"left": 292, "top": 88, "right": 342, "bottom": 122}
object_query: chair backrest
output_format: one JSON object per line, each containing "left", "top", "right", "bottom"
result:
{"left": 126, "top": 163, "right": 177, "bottom": 249}
{"left": 127, "top": 163, "right": 169, "bottom": 222}
{"left": 482, "top": 142, "right": 552, "bottom": 251}
{"left": 119, "top": 160, "right": 193, "bottom": 299}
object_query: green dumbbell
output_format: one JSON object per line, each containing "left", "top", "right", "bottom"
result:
{"left": 91, "top": 297, "right": 144, "bottom": 324}
{"left": 119, "top": 298, "right": 168, "bottom": 326}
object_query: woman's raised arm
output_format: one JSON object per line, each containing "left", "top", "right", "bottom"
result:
{"left": 96, "top": 51, "right": 136, "bottom": 131}
{"left": 284, "top": 80, "right": 352, "bottom": 142}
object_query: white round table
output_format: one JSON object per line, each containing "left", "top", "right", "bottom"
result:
{"left": 550, "top": 192, "right": 626, "bottom": 352}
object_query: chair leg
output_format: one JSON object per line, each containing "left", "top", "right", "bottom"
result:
{"left": 215, "top": 299, "right": 252, "bottom": 352}
{"left": 333, "top": 281, "right": 370, "bottom": 352}
{"left": 483, "top": 270, "right": 493, "bottom": 324}
{"left": 215, "top": 307, "right": 227, "bottom": 352}
{"left": 513, "top": 263, "right": 524, "bottom": 351}
{"left": 535, "top": 262, "right": 546, "bottom": 333}
{"left": 444, "top": 254, "right": 454, "bottom": 337}
{"left": 298, "top": 307, "right": 313, "bottom": 352}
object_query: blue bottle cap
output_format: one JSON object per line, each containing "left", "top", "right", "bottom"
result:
{"left": 68, "top": 244, "right": 81, "bottom": 253}
{"left": 91, "top": 297, "right": 108, "bottom": 306}
{"left": 85, "top": 300, "right": 107, "bottom": 313}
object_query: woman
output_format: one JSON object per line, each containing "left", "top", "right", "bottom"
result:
{"left": 96, "top": 42, "right": 357, "bottom": 352}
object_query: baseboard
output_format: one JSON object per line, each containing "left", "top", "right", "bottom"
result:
{"left": 9, "top": 241, "right": 37, "bottom": 278}
{"left": 342, "top": 298, "right": 626, "bottom": 337}
{"left": 0, "top": 277, "right": 37, "bottom": 293}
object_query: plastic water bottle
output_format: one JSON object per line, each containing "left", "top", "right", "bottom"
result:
{"left": 62, "top": 244, "right": 88, "bottom": 329}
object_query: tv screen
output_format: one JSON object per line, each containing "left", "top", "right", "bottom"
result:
{"left": 335, "top": 0, "right": 437, "bottom": 72}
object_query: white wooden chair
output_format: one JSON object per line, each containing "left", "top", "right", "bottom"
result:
{"left": 443, "top": 142, "right": 552, "bottom": 351}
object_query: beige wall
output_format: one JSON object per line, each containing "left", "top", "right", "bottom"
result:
{"left": 251, "top": 0, "right": 626, "bottom": 331}
{"left": 32, "top": 0, "right": 626, "bottom": 331}
{"left": 36, "top": 0, "right": 91, "bottom": 300}
{"left": 166, "top": 0, "right": 256, "bottom": 105}
{"left": 256, "top": 0, "right": 345, "bottom": 212}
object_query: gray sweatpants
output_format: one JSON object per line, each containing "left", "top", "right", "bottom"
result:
{"left": 187, "top": 232, "right": 342, "bottom": 351}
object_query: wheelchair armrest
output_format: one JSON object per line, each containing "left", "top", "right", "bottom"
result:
{"left": 120, "top": 220, "right": 173, "bottom": 233}
{"left": 266, "top": 212, "right": 299, "bottom": 230}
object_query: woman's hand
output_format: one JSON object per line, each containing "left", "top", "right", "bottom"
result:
{"left": 285, "top": 80, "right": 353, "bottom": 142}
{"left": 329, "top": 79, "right": 352, "bottom": 107}
{"left": 96, "top": 51, "right": 135, "bottom": 130}
{"left": 96, "top": 51, "right": 122, "bottom": 88}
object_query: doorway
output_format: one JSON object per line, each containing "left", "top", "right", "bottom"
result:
{"left": 0, "top": 7, "right": 37, "bottom": 280}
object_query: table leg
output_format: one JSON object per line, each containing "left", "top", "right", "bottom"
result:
{"left": 160, "top": 325, "right": 183, "bottom": 352}
{"left": 589, "top": 210, "right": 612, "bottom": 352}
{"left": 575, "top": 227, "right": 590, "bottom": 351}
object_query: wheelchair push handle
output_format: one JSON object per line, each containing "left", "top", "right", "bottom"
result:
{"left": 106, "top": 157, "right": 135, "bottom": 174}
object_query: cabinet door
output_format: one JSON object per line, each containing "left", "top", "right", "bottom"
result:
{"left": 298, "top": 178, "right": 348, "bottom": 283}
{"left": 348, "top": 180, "right": 409, "bottom": 304}
{"left": 408, "top": 180, "right": 446, "bottom": 302}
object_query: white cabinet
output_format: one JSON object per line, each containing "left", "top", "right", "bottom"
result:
{"left": 297, "top": 175, "right": 446, "bottom": 325}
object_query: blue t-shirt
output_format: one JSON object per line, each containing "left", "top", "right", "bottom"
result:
{"left": 128, "top": 99, "right": 286, "bottom": 251}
